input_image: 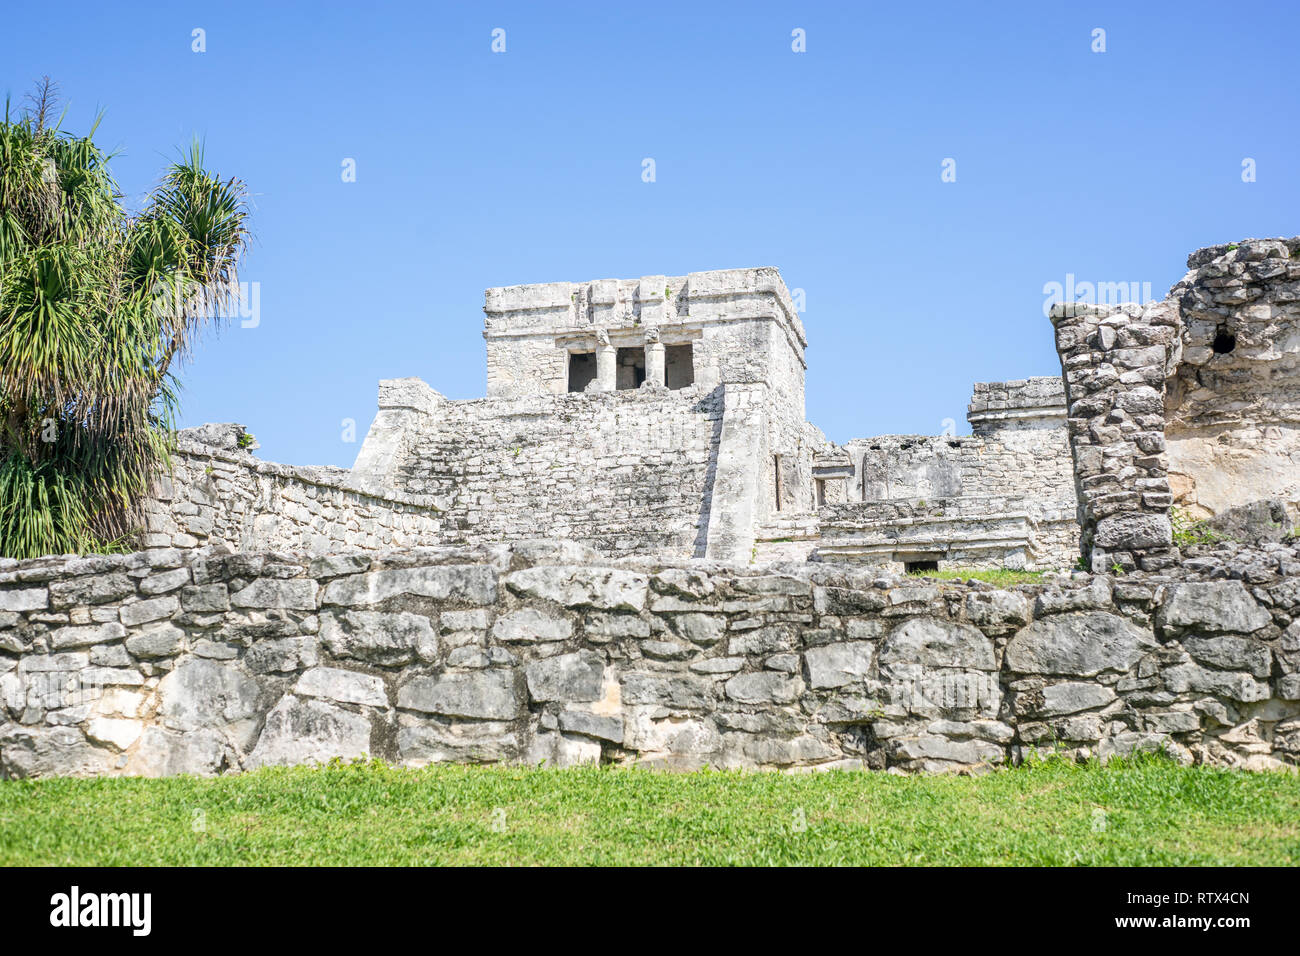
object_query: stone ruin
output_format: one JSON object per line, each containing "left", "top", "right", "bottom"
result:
{"left": 1052, "top": 238, "right": 1300, "bottom": 572}
{"left": 144, "top": 268, "right": 1085, "bottom": 573}
{"left": 141, "top": 240, "right": 1300, "bottom": 574}
{"left": 2, "top": 238, "right": 1299, "bottom": 778}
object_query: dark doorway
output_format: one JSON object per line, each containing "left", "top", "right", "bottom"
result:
{"left": 616, "top": 347, "right": 645, "bottom": 389}
{"left": 665, "top": 344, "right": 695, "bottom": 389}
{"left": 568, "top": 352, "right": 597, "bottom": 392}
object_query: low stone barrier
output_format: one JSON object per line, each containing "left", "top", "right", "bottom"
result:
{"left": 2, "top": 540, "right": 1298, "bottom": 778}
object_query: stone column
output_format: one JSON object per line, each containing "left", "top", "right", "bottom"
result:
{"left": 595, "top": 330, "right": 616, "bottom": 392}
{"left": 643, "top": 327, "right": 665, "bottom": 387}
{"left": 1050, "top": 301, "right": 1177, "bottom": 572}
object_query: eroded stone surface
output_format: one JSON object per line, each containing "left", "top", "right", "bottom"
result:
{"left": 3, "top": 540, "right": 1299, "bottom": 779}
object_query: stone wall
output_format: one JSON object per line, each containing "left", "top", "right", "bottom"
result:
{"left": 791, "top": 377, "right": 1080, "bottom": 570}
{"left": 1164, "top": 239, "right": 1300, "bottom": 521}
{"left": 814, "top": 496, "right": 1078, "bottom": 571}
{"left": 3, "top": 540, "right": 1298, "bottom": 779}
{"left": 354, "top": 383, "right": 730, "bottom": 559}
{"left": 143, "top": 426, "right": 447, "bottom": 555}
{"left": 1049, "top": 238, "right": 1300, "bottom": 572}
{"left": 845, "top": 377, "right": 1072, "bottom": 506}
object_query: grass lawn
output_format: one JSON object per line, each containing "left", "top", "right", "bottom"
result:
{"left": 906, "top": 567, "right": 1049, "bottom": 586}
{"left": 0, "top": 755, "right": 1296, "bottom": 866}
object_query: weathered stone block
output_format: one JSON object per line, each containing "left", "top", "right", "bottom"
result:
{"left": 803, "top": 642, "right": 874, "bottom": 690}
{"left": 119, "top": 595, "right": 180, "bottom": 626}
{"left": 181, "top": 584, "right": 230, "bottom": 612}
{"left": 397, "top": 669, "right": 521, "bottom": 720}
{"left": 230, "top": 578, "right": 317, "bottom": 611}
{"left": 319, "top": 610, "right": 437, "bottom": 665}
{"left": 248, "top": 696, "right": 373, "bottom": 768}
{"left": 724, "top": 672, "right": 801, "bottom": 704}
{"left": 50, "top": 622, "right": 126, "bottom": 650}
{"left": 491, "top": 608, "right": 572, "bottom": 644}
{"left": 1005, "top": 612, "right": 1156, "bottom": 677}
{"left": 158, "top": 658, "right": 260, "bottom": 732}
{"left": 1157, "top": 582, "right": 1272, "bottom": 634}
{"left": 621, "top": 672, "right": 712, "bottom": 709}
{"left": 322, "top": 565, "right": 497, "bottom": 607}
{"left": 525, "top": 651, "right": 605, "bottom": 703}
{"left": 503, "top": 565, "right": 648, "bottom": 611}
{"left": 295, "top": 666, "right": 388, "bottom": 707}
{"left": 125, "top": 623, "right": 185, "bottom": 659}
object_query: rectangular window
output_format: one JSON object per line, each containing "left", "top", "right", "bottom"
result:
{"left": 616, "top": 347, "right": 646, "bottom": 390}
{"left": 567, "top": 351, "right": 596, "bottom": 392}
{"left": 665, "top": 344, "right": 695, "bottom": 389}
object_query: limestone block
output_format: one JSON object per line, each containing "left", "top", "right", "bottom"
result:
{"left": 321, "top": 565, "right": 497, "bottom": 607}
{"left": 491, "top": 608, "right": 572, "bottom": 644}
{"left": 397, "top": 669, "right": 522, "bottom": 720}
{"left": 119, "top": 595, "right": 180, "bottom": 626}
{"left": 127, "top": 726, "right": 228, "bottom": 776}
{"left": 248, "top": 696, "right": 372, "bottom": 768}
{"left": 320, "top": 610, "right": 437, "bottom": 665}
{"left": 125, "top": 623, "right": 185, "bottom": 659}
{"left": 0, "top": 725, "right": 114, "bottom": 779}
{"left": 158, "top": 658, "right": 260, "bottom": 732}
{"left": 50, "top": 622, "right": 126, "bottom": 650}
{"left": 229, "top": 579, "right": 317, "bottom": 611}
{"left": 294, "top": 667, "right": 388, "bottom": 707}
{"left": 803, "top": 642, "right": 874, "bottom": 690}
{"left": 503, "top": 565, "right": 648, "bottom": 611}
{"left": 724, "top": 672, "right": 802, "bottom": 704}
{"left": 1005, "top": 612, "right": 1156, "bottom": 677}
{"left": 620, "top": 672, "right": 712, "bottom": 709}
{"left": 1156, "top": 582, "right": 1273, "bottom": 634}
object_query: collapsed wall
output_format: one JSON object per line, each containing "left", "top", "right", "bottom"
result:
{"left": 1051, "top": 238, "right": 1300, "bottom": 572}
{"left": 3, "top": 540, "right": 1298, "bottom": 779}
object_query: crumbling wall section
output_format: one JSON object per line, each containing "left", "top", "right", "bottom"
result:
{"left": 1049, "top": 238, "right": 1300, "bottom": 572}
{"left": 1164, "top": 239, "right": 1300, "bottom": 521}
{"left": 1049, "top": 301, "right": 1179, "bottom": 572}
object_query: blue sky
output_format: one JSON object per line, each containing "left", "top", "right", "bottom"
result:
{"left": 4, "top": 1, "right": 1297, "bottom": 466}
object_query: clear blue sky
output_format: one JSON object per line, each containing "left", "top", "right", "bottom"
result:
{"left": 4, "top": 1, "right": 1297, "bottom": 466}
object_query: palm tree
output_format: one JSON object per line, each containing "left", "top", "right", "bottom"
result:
{"left": 0, "top": 78, "right": 250, "bottom": 558}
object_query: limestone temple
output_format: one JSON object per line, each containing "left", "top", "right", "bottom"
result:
{"left": 2, "top": 238, "right": 1298, "bottom": 777}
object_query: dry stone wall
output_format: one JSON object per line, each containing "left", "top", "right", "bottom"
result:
{"left": 3, "top": 540, "right": 1299, "bottom": 779}
{"left": 143, "top": 427, "right": 446, "bottom": 555}
{"left": 815, "top": 495, "right": 1078, "bottom": 571}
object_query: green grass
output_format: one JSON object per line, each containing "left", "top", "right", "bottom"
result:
{"left": 907, "top": 567, "right": 1046, "bottom": 586}
{"left": 1171, "top": 506, "right": 1227, "bottom": 548}
{"left": 0, "top": 755, "right": 1296, "bottom": 865}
